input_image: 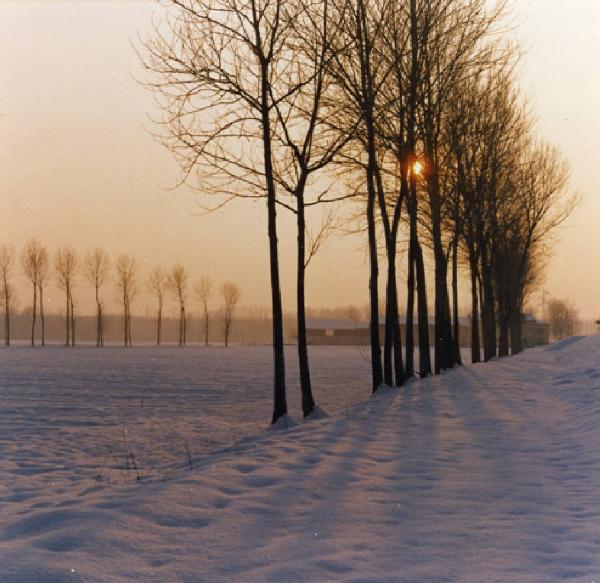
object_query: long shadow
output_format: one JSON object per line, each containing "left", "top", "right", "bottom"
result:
{"left": 441, "top": 364, "right": 598, "bottom": 580}
{"left": 207, "top": 388, "right": 407, "bottom": 579}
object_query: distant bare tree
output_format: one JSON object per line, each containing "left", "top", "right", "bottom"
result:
{"left": 167, "top": 263, "right": 188, "bottom": 346}
{"left": 147, "top": 266, "right": 167, "bottom": 346}
{"left": 37, "top": 248, "right": 49, "bottom": 346}
{"left": 221, "top": 282, "right": 241, "bottom": 348}
{"left": 83, "top": 248, "right": 110, "bottom": 347}
{"left": 195, "top": 276, "right": 212, "bottom": 346}
{"left": 115, "top": 255, "right": 137, "bottom": 347}
{"left": 548, "top": 298, "right": 578, "bottom": 342}
{"left": 0, "top": 245, "right": 17, "bottom": 346}
{"left": 54, "top": 246, "right": 78, "bottom": 346}
{"left": 21, "top": 239, "right": 46, "bottom": 346}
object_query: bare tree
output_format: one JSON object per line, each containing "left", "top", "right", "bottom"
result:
{"left": 115, "top": 255, "right": 138, "bottom": 347}
{"left": 21, "top": 239, "right": 46, "bottom": 345}
{"left": 167, "top": 263, "right": 188, "bottom": 346}
{"left": 147, "top": 266, "right": 167, "bottom": 346}
{"left": 141, "top": 0, "right": 299, "bottom": 423}
{"left": 505, "top": 142, "right": 574, "bottom": 354}
{"left": 221, "top": 282, "right": 241, "bottom": 347}
{"left": 195, "top": 276, "right": 212, "bottom": 346}
{"left": 326, "top": 0, "right": 393, "bottom": 392}
{"left": 415, "top": 0, "right": 507, "bottom": 372}
{"left": 268, "top": 0, "right": 353, "bottom": 416}
{"left": 548, "top": 298, "right": 578, "bottom": 342}
{"left": 83, "top": 248, "right": 110, "bottom": 347}
{"left": 0, "top": 245, "right": 16, "bottom": 346}
{"left": 54, "top": 246, "right": 78, "bottom": 347}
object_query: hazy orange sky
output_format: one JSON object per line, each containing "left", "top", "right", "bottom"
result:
{"left": 1, "top": 0, "right": 599, "bottom": 319}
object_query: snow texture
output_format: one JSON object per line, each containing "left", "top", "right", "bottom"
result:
{"left": 2, "top": 340, "right": 600, "bottom": 582}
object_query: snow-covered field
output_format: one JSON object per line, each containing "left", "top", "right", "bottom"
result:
{"left": 2, "top": 338, "right": 600, "bottom": 582}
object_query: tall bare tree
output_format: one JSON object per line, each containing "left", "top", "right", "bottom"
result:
{"left": 0, "top": 245, "right": 16, "bottom": 346}
{"left": 54, "top": 246, "right": 78, "bottom": 347}
{"left": 83, "top": 248, "right": 110, "bottom": 347}
{"left": 141, "top": 0, "right": 301, "bottom": 423}
{"left": 115, "top": 255, "right": 137, "bottom": 347}
{"left": 147, "top": 266, "right": 167, "bottom": 346}
{"left": 498, "top": 142, "right": 574, "bottom": 354}
{"left": 195, "top": 275, "right": 212, "bottom": 346}
{"left": 221, "top": 281, "right": 241, "bottom": 348}
{"left": 268, "top": 0, "right": 353, "bottom": 416}
{"left": 167, "top": 263, "right": 188, "bottom": 346}
{"left": 326, "top": 0, "right": 394, "bottom": 392}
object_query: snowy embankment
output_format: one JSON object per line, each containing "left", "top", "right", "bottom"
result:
{"left": 2, "top": 339, "right": 600, "bottom": 582}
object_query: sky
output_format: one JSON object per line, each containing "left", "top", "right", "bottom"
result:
{"left": 0, "top": 0, "right": 599, "bottom": 318}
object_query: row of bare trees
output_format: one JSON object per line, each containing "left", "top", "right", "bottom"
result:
{"left": 141, "top": 0, "right": 574, "bottom": 424}
{"left": 0, "top": 242, "right": 241, "bottom": 347}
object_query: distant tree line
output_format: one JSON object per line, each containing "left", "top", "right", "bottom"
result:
{"left": 140, "top": 0, "right": 575, "bottom": 425}
{"left": 0, "top": 242, "right": 241, "bottom": 348}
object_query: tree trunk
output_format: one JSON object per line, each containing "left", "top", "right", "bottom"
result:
{"left": 123, "top": 291, "right": 128, "bottom": 347}
{"left": 509, "top": 307, "right": 521, "bottom": 355}
{"left": 383, "top": 285, "right": 394, "bottom": 386}
{"left": 65, "top": 288, "right": 69, "bottom": 346}
{"left": 388, "top": 251, "right": 404, "bottom": 387}
{"left": 366, "top": 169, "right": 383, "bottom": 393}
{"left": 498, "top": 310, "right": 509, "bottom": 357}
{"left": 31, "top": 283, "right": 37, "bottom": 346}
{"left": 39, "top": 284, "right": 45, "bottom": 347}
{"left": 408, "top": 174, "right": 432, "bottom": 377}
{"left": 179, "top": 304, "right": 185, "bottom": 347}
{"left": 297, "top": 188, "right": 316, "bottom": 416}
{"left": 481, "top": 261, "right": 497, "bottom": 361}
{"left": 452, "top": 233, "right": 461, "bottom": 365}
{"left": 405, "top": 237, "right": 415, "bottom": 378}
{"left": 96, "top": 305, "right": 101, "bottom": 347}
{"left": 157, "top": 304, "right": 162, "bottom": 346}
{"left": 433, "top": 234, "right": 453, "bottom": 372}
{"left": 469, "top": 255, "right": 481, "bottom": 363}
{"left": 99, "top": 303, "right": 104, "bottom": 347}
{"left": 259, "top": 60, "right": 287, "bottom": 424}
{"left": 204, "top": 307, "right": 209, "bottom": 346}
{"left": 4, "top": 285, "right": 10, "bottom": 346}
{"left": 70, "top": 296, "right": 75, "bottom": 347}
{"left": 414, "top": 238, "right": 431, "bottom": 377}
{"left": 388, "top": 170, "right": 406, "bottom": 388}
{"left": 95, "top": 286, "right": 100, "bottom": 347}
{"left": 127, "top": 303, "right": 132, "bottom": 346}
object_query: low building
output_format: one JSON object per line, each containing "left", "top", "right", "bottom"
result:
{"left": 306, "top": 314, "right": 549, "bottom": 349}
{"left": 305, "top": 318, "right": 370, "bottom": 346}
{"left": 522, "top": 313, "right": 549, "bottom": 347}
{"left": 306, "top": 316, "right": 473, "bottom": 347}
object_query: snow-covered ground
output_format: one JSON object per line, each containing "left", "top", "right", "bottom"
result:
{"left": 2, "top": 338, "right": 600, "bottom": 582}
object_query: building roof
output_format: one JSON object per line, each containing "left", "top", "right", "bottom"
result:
{"left": 523, "top": 313, "right": 548, "bottom": 325}
{"left": 307, "top": 315, "right": 473, "bottom": 330}
{"left": 305, "top": 318, "right": 369, "bottom": 330}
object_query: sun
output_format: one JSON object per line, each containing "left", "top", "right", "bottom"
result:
{"left": 413, "top": 161, "right": 424, "bottom": 176}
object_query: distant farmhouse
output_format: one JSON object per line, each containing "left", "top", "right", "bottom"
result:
{"left": 521, "top": 313, "right": 550, "bottom": 348}
{"left": 307, "top": 314, "right": 549, "bottom": 349}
